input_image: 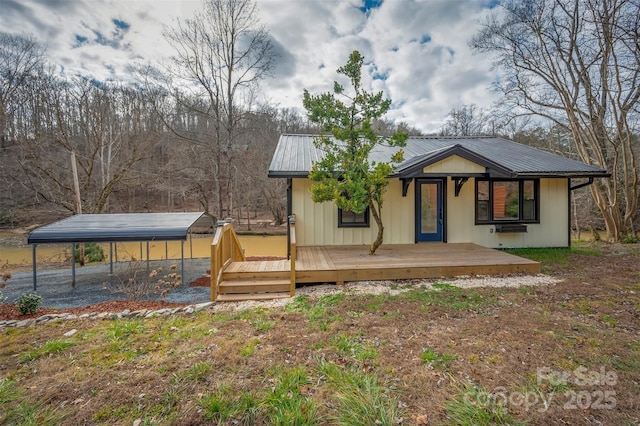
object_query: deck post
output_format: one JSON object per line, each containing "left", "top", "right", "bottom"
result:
{"left": 210, "top": 220, "right": 226, "bottom": 301}
{"left": 289, "top": 215, "right": 296, "bottom": 296}
{"left": 210, "top": 240, "right": 217, "bottom": 301}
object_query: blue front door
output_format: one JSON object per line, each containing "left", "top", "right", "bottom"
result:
{"left": 416, "top": 180, "right": 443, "bottom": 242}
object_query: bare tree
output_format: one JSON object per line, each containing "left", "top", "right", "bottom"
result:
{"left": 0, "top": 33, "right": 47, "bottom": 225}
{"left": 0, "top": 32, "right": 45, "bottom": 149}
{"left": 440, "top": 104, "right": 498, "bottom": 136}
{"left": 5, "top": 70, "right": 161, "bottom": 215}
{"left": 472, "top": 0, "right": 640, "bottom": 240}
{"left": 160, "top": 0, "right": 275, "bottom": 218}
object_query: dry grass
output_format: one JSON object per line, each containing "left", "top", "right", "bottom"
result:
{"left": 0, "top": 243, "right": 639, "bottom": 425}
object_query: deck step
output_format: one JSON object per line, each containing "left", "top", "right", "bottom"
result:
{"left": 218, "top": 279, "right": 290, "bottom": 294}
{"left": 216, "top": 292, "right": 292, "bottom": 302}
{"left": 222, "top": 270, "right": 290, "bottom": 281}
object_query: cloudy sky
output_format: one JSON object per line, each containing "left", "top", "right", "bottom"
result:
{"left": 0, "top": 0, "right": 501, "bottom": 133}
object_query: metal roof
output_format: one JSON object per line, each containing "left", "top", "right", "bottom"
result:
{"left": 28, "top": 212, "right": 212, "bottom": 244}
{"left": 268, "top": 134, "right": 609, "bottom": 178}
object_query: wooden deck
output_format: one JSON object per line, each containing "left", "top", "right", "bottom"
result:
{"left": 295, "top": 243, "right": 540, "bottom": 284}
{"left": 211, "top": 221, "right": 540, "bottom": 301}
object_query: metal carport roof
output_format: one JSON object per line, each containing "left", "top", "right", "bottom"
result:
{"left": 28, "top": 212, "right": 212, "bottom": 244}
{"left": 26, "top": 212, "right": 213, "bottom": 292}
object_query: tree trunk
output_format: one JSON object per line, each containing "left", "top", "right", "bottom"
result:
{"left": 590, "top": 180, "right": 624, "bottom": 241}
{"left": 369, "top": 200, "right": 384, "bottom": 255}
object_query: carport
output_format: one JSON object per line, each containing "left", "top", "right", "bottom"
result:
{"left": 27, "top": 212, "right": 213, "bottom": 290}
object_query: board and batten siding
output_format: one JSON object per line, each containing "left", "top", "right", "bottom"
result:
{"left": 422, "top": 155, "right": 486, "bottom": 174}
{"left": 291, "top": 163, "right": 569, "bottom": 249}
{"left": 446, "top": 177, "right": 569, "bottom": 248}
{"left": 292, "top": 178, "right": 415, "bottom": 246}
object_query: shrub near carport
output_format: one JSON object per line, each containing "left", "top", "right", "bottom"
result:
{"left": 108, "top": 262, "right": 182, "bottom": 300}
{"left": 16, "top": 293, "right": 42, "bottom": 315}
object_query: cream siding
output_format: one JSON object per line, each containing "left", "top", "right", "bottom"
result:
{"left": 446, "top": 177, "right": 569, "bottom": 248}
{"left": 291, "top": 175, "right": 569, "bottom": 248}
{"left": 422, "top": 155, "right": 486, "bottom": 174}
{"left": 292, "top": 178, "right": 414, "bottom": 246}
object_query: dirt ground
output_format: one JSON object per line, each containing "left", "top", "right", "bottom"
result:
{"left": 1, "top": 243, "right": 638, "bottom": 425}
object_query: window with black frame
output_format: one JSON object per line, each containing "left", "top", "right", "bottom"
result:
{"left": 476, "top": 179, "right": 539, "bottom": 224}
{"left": 338, "top": 207, "right": 370, "bottom": 228}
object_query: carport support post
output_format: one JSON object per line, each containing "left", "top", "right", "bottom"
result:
{"left": 71, "top": 243, "right": 76, "bottom": 287}
{"left": 146, "top": 241, "right": 150, "bottom": 278}
{"left": 32, "top": 244, "right": 37, "bottom": 291}
{"left": 181, "top": 240, "right": 185, "bottom": 285}
{"left": 109, "top": 242, "right": 114, "bottom": 286}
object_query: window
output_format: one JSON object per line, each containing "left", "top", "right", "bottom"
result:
{"left": 475, "top": 179, "right": 539, "bottom": 224}
{"left": 338, "top": 207, "right": 370, "bottom": 228}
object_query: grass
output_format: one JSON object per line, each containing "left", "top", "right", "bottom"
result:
{"left": 19, "top": 339, "right": 75, "bottom": 363}
{"left": 332, "top": 334, "right": 379, "bottom": 362}
{"left": 263, "top": 366, "right": 322, "bottom": 425}
{"left": 185, "top": 361, "right": 212, "bottom": 382}
{"left": 319, "top": 360, "right": 404, "bottom": 425}
{"left": 1, "top": 243, "right": 638, "bottom": 425}
{"left": 394, "top": 283, "right": 491, "bottom": 311}
{"left": 444, "top": 382, "right": 524, "bottom": 426}
{"left": 241, "top": 338, "right": 260, "bottom": 357}
{"left": 199, "top": 387, "right": 259, "bottom": 424}
{"left": 285, "top": 293, "right": 345, "bottom": 330}
{"left": 506, "top": 243, "right": 601, "bottom": 272}
{"left": 0, "top": 379, "right": 65, "bottom": 425}
{"left": 251, "top": 317, "right": 275, "bottom": 332}
{"left": 421, "top": 348, "right": 457, "bottom": 370}
{"left": 107, "top": 318, "right": 146, "bottom": 340}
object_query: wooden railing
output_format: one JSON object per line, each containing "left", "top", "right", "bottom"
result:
{"left": 289, "top": 215, "right": 296, "bottom": 296}
{"left": 210, "top": 222, "right": 245, "bottom": 301}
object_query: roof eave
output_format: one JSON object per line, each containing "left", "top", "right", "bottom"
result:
{"left": 268, "top": 171, "right": 309, "bottom": 178}
{"left": 513, "top": 171, "right": 611, "bottom": 178}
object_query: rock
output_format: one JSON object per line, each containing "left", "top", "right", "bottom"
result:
{"left": 194, "top": 302, "right": 214, "bottom": 311}
{"left": 64, "top": 329, "right": 77, "bottom": 337}
{"left": 17, "top": 318, "right": 36, "bottom": 327}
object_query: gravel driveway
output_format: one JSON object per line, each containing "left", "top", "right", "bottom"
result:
{"left": 2, "top": 258, "right": 212, "bottom": 309}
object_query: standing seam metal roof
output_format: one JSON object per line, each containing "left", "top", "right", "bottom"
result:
{"left": 268, "top": 134, "right": 609, "bottom": 178}
{"left": 27, "top": 212, "right": 211, "bottom": 244}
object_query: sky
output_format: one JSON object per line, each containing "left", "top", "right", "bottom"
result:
{"left": 0, "top": 0, "right": 502, "bottom": 133}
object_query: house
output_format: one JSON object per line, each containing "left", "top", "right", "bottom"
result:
{"left": 268, "top": 135, "right": 608, "bottom": 249}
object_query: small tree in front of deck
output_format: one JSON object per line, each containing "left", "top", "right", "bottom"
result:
{"left": 302, "top": 51, "right": 407, "bottom": 255}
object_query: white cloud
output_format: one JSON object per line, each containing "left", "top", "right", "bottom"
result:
{"left": 0, "top": 0, "right": 501, "bottom": 133}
